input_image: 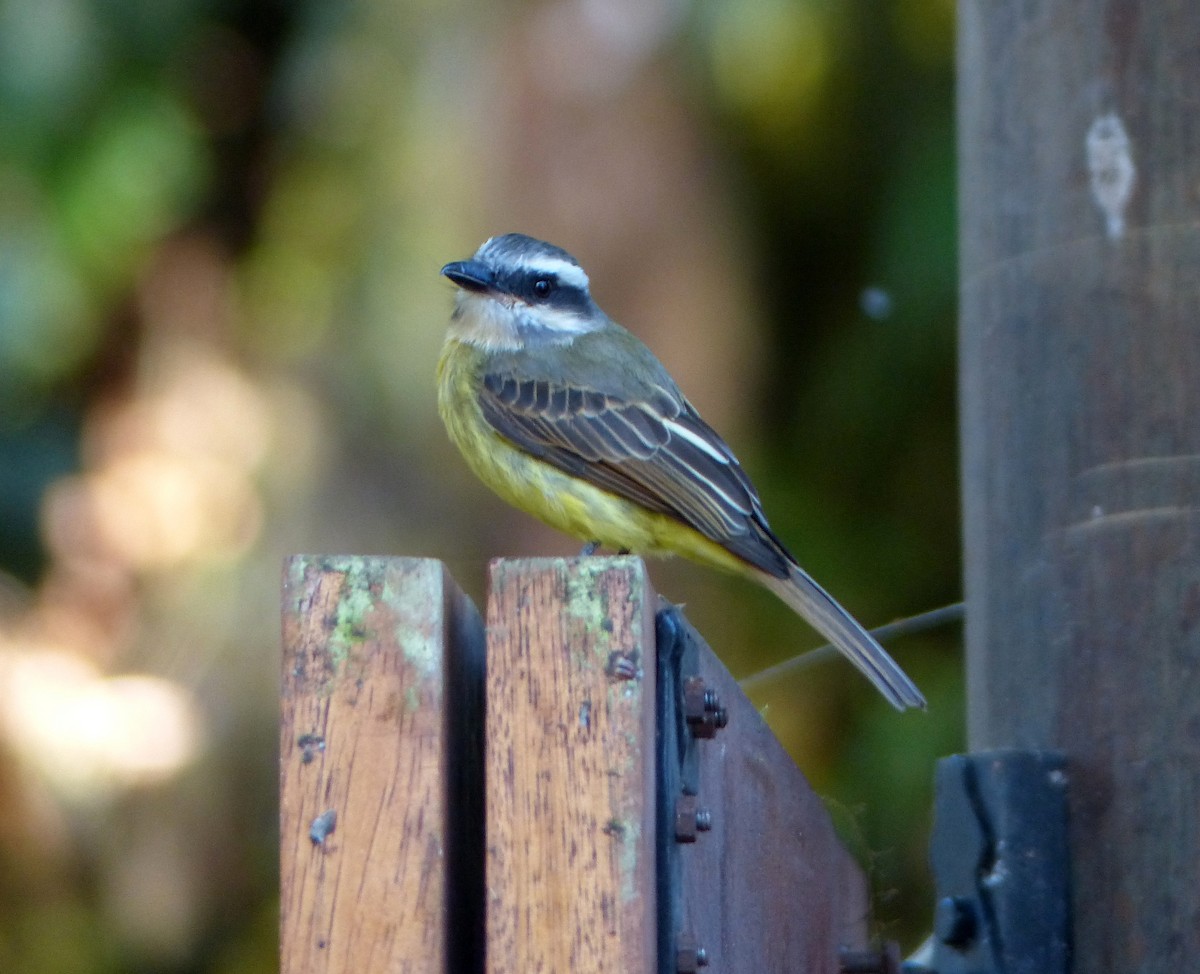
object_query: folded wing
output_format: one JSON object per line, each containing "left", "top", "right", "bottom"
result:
{"left": 478, "top": 369, "right": 792, "bottom": 579}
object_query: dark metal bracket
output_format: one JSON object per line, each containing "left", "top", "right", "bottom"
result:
{"left": 655, "top": 604, "right": 697, "bottom": 973}
{"left": 655, "top": 603, "right": 728, "bottom": 973}
{"left": 910, "top": 750, "right": 1071, "bottom": 974}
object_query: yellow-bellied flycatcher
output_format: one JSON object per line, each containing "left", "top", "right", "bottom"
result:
{"left": 437, "top": 233, "right": 924, "bottom": 710}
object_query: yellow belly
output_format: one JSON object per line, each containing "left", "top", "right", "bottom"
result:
{"left": 436, "top": 339, "right": 747, "bottom": 574}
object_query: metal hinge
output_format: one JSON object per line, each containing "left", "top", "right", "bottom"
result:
{"left": 907, "top": 750, "right": 1071, "bottom": 974}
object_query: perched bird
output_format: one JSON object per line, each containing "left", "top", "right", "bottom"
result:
{"left": 437, "top": 233, "right": 925, "bottom": 710}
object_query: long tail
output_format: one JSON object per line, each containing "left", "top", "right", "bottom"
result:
{"left": 759, "top": 566, "right": 926, "bottom": 711}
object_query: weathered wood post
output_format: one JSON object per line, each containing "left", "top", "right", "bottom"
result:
{"left": 280, "top": 557, "right": 485, "bottom": 974}
{"left": 280, "top": 556, "right": 874, "bottom": 972}
{"left": 483, "top": 558, "right": 658, "bottom": 973}
{"left": 958, "top": 4, "right": 1200, "bottom": 971}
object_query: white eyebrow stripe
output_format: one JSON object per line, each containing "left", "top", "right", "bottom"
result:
{"left": 516, "top": 256, "right": 590, "bottom": 290}
{"left": 664, "top": 420, "right": 730, "bottom": 462}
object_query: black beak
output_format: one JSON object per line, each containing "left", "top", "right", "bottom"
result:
{"left": 441, "top": 259, "right": 495, "bottom": 293}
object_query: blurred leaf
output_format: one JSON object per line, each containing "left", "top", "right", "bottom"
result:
{"left": 0, "top": 0, "right": 107, "bottom": 151}
{"left": 702, "top": 0, "right": 832, "bottom": 136}
{"left": 0, "top": 172, "right": 97, "bottom": 401}
{"left": 56, "top": 87, "right": 209, "bottom": 289}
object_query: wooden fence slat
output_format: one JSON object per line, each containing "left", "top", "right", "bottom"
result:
{"left": 280, "top": 556, "right": 484, "bottom": 974}
{"left": 484, "top": 557, "right": 657, "bottom": 974}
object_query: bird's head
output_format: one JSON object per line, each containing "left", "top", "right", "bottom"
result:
{"left": 441, "top": 234, "right": 606, "bottom": 350}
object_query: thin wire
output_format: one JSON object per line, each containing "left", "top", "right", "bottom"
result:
{"left": 738, "top": 601, "right": 966, "bottom": 694}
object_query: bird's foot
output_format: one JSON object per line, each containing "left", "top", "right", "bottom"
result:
{"left": 579, "top": 540, "right": 602, "bottom": 557}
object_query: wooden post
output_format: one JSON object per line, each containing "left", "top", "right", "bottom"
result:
{"left": 279, "top": 556, "right": 876, "bottom": 970}
{"left": 280, "top": 556, "right": 485, "bottom": 974}
{"left": 484, "top": 557, "right": 658, "bottom": 974}
{"left": 959, "top": 4, "right": 1200, "bottom": 971}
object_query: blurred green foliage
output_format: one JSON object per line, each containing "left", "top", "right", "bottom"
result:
{"left": 0, "top": 0, "right": 960, "bottom": 970}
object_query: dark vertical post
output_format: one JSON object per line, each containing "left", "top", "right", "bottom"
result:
{"left": 958, "top": 4, "right": 1200, "bottom": 972}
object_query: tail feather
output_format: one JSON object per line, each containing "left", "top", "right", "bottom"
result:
{"left": 760, "top": 567, "right": 926, "bottom": 711}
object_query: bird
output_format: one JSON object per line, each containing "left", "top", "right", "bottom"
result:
{"left": 436, "top": 233, "right": 925, "bottom": 710}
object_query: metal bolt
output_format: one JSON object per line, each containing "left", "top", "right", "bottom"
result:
{"left": 676, "top": 932, "right": 709, "bottom": 973}
{"left": 674, "top": 795, "right": 713, "bottom": 842}
{"left": 683, "top": 677, "right": 708, "bottom": 722}
{"left": 683, "top": 677, "right": 728, "bottom": 738}
{"left": 683, "top": 677, "right": 717, "bottom": 738}
{"left": 935, "top": 896, "right": 977, "bottom": 949}
{"left": 702, "top": 688, "right": 729, "bottom": 731}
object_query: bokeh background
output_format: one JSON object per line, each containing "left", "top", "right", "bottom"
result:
{"left": 0, "top": 0, "right": 960, "bottom": 969}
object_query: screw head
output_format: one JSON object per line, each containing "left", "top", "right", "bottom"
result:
{"left": 683, "top": 676, "right": 725, "bottom": 738}
{"left": 674, "top": 795, "right": 713, "bottom": 842}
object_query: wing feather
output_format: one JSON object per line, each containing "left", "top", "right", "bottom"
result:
{"left": 596, "top": 407, "right": 661, "bottom": 459}
{"left": 479, "top": 365, "right": 791, "bottom": 578}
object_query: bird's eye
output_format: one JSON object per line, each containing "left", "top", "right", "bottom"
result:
{"left": 532, "top": 277, "right": 554, "bottom": 299}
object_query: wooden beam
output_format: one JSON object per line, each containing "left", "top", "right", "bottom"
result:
{"left": 656, "top": 605, "right": 871, "bottom": 972}
{"left": 280, "top": 556, "right": 485, "bottom": 974}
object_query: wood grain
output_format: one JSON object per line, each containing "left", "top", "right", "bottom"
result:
{"left": 484, "top": 557, "right": 657, "bottom": 974}
{"left": 280, "top": 556, "right": 484, "bottom": 974}
{"left": 959, "top": 4, "right": 1200, "bottom": 970}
